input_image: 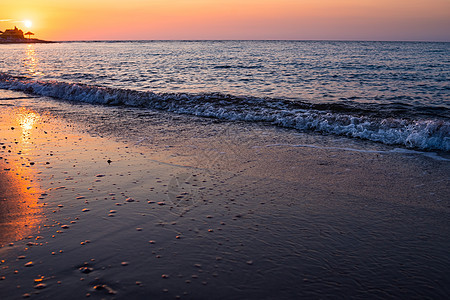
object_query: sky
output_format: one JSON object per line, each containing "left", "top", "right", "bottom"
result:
{"left": 1, "top": 0, "right": 450, "bottom": 41}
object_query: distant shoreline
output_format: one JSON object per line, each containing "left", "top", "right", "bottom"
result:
{"left": 0, "top": 38, "right": 55, "bottom": 44}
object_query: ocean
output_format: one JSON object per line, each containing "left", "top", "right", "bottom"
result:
{"left": 0, "top": 40, "right": 449, "bottom": 151}
{"left": 1, "top": 41, "right": 450, "bottom": 299}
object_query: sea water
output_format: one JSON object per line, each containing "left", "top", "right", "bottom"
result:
{"left": 0, "top": 41, "right": 448, "bottom": 151}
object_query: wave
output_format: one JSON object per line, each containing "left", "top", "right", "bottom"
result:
{"left": 1, "top": 73, "right": 449, "bottom": 152}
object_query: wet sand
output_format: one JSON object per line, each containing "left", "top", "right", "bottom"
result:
{"left": 0, "top": 89, "right": 449, "bottom": 299}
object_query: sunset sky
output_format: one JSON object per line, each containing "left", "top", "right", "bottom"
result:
{"left": 2, "top": 0, "right": 450, "bottom": 41}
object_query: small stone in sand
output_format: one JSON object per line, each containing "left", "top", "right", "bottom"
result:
{"left": 94, "top": 285, "right": 117, "bottom": 295}
{"left": 34, "top": 283, "right": 47, "bottom": 289}
{"left": 24, "top": 261, "right": 33, "bottom": 267}
{"left": 121, "top": 262, "right": 129, "bottom": 266}
{"left": 161, "top": 274, "right": 169, "bottom": 279}
{"left": 125, "top": 198, "right": 135, "bottom": 202}
{"left": 79, "top": 267, "right": 93, "bottom": 274}
{"left": 82, "top": 208, "right": 90, "bottom": 212}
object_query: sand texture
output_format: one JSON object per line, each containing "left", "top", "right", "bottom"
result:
{"left": 0, "top": 89, "right": 449, "bottom": 299}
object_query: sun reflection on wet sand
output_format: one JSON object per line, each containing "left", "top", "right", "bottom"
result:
{"left": 0, "top": 165, "right": 42, "bottom": 245}
{"left": 0, "top": 107, "right": 43, "bottom": 245}
{"left": 17, "top": 109, "right": 40, "bottom": 146}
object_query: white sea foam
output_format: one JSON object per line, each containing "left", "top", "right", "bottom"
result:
{"left": 0, "top": 75, "right": 449, "bottom": 152}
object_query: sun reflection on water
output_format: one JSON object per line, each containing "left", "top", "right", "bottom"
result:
{"left": 23, "top": 44, "right": 42, "bottom": 77}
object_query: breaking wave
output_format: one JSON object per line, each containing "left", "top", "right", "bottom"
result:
{"left": 1, "top": 73, "right": 449, "bottom": 152}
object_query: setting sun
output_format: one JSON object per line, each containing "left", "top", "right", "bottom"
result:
{"left": 24, "top": 20, "right": 32, "bottom": 28}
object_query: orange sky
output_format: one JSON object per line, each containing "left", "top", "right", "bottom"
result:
{"left": 1, "top": 0, "right": 450, "bottom": 41}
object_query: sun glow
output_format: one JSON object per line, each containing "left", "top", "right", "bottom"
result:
{"left": 24, "top": 20, "right": 32, "bottom": 28}
{"left": 1, "top": 0, "right": 449, "bottom": 41}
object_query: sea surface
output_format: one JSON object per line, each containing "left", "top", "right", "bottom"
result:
{"left": 0, "top": 41, "right": 449, "bottom": 151}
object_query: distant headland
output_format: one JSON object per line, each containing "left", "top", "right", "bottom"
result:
{"left": 0, "top": 26, "right": 54, "bottom": 44}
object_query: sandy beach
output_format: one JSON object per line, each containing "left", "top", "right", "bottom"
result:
{"left": 0, "top": 89, "right": 449, "bottom": 299}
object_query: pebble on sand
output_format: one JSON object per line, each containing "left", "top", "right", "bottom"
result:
{"left": 34, "top": 283, "right": 47, "bottom": 289}
{"left": 24, "top": 261, "right": 34, "bottom": 267}
{"left": 93, "top": 284, "right": 117, "bottom": 295}
{"left": 79, "top": 267, "right": 93, "bottom": 274}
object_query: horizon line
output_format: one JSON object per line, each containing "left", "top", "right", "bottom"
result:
{"left": 50, "top": 39, "right": 450, "bottom": 43}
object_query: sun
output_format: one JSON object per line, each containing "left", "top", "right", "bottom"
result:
{"left": 24, "top": 20, "right": 32, "bottom": 28}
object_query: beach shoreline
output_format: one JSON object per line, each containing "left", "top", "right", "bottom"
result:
{"left": 0, "top": 89, "right": 449, "bottom": 299}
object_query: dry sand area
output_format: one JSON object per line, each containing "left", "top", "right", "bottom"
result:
{"left": 0, "top": 89, "right": 449, "bottom": 299}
